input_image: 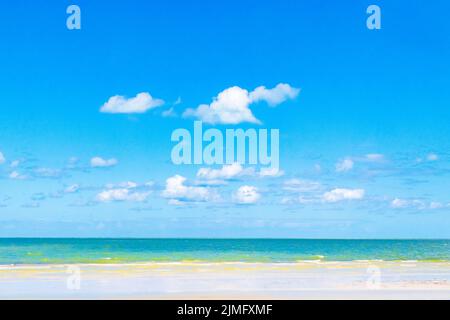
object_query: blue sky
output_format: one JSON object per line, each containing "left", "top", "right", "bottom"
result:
{"left": 0, "top": 0, "right": 449, "bottom": 238}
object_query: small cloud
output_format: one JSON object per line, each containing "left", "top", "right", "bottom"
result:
{"left": 391, "top": 198, "right": 444, "bottom": 210}
{"left": 100, "top": 92, "right": 164, "bottom": 114}
{"left": 322, "top": 188, "right": 365, "bottom": 203}
{"left": 426, "top": 153, "right": 439, "bottom": 161}
{"left": 66, "top": 157, "right": 79, "bottom": 168}
{"left": 0, "top": 152, "right": 5, "bottom": 164}
{"left": 90, "top": 157, "right": 118, "bottom": 168}
{"left": 249, "top": 83, "right": 300, "bottom": 106}
{"left": 335, "top": 158, "right": 354, "bottom": 172}
{"left": 174, "top": 97, "right": 182, "bottom": 105}
{"left": 96, "top": 188, "right": 150, "bottom": 202}
{"left": 196, "top": 163, "right": 254, "bottom": 181}
{"left": 365, "top": 154, "right": 385, "bottom": 162}
{"left": 162, "top": 107, "right": 177, "bottom": 117}
{"left": 34, "top": 167, "right": 63, "bottom": 178}
{"left": 233, "top": 185, "right": 260, "bottom": 204}
{"left": 259, "top": 167, "right": 284, "bottom": 177}
{"left": 162, "top": 175, "right": 219, "bottom": 203}
{"left": 64, "top": 184, "right": 80, "bottom": 194}
{"left": 9, "top": 171, "right": 27, "bottom": 180}
{"left": 105, "top": 181, "right": 139, "bottom": 189}
{"left": 429, "top": 201, "right": 444, "bottom": 209}
{"left": 283, "top": 179, "right": 320, "bottom": 192}
{"left": 391, "top": 198, "right": 409, "bottom": 209}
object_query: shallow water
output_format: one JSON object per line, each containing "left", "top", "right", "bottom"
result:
{"left": 0, "top": 238, "right": 449, "bottom": 264}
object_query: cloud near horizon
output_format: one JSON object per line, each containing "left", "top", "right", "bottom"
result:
{"left": 233, "top": 185, "right": 261, "bottom": 204}
{"left": 162, "top": 175, "right": 219, "bottom": 204}
{"left": 322, "top": 188, "right": 365, "bottom": 203}
{"left": 96, "top": 188, "right": 150, "bottom": 202}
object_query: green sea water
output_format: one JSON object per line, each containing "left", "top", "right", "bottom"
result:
{"left": 0, "top": 239, "right": 449, "bottom": 264}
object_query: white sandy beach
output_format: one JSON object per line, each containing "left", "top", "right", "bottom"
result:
{"left": 1, "top": 261, "right": 449, "bottom": 299}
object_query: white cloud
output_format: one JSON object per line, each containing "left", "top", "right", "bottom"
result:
{"left": 249, "top": 83, "right": 300, "bottom": 106}
{"left": 426, "top": 153, "right": 438, "bottom": 161}
{"left": 96, "top": 188, "right": 150, "bottom": 202}
{"left": 162, "top": 175, "right": 218, "bottom": 203}
{"left": 322, "top": 188, "right": 365, "bottom": 203}
{"left": 105, "top": 181, "right": 138, "bottom": 189}
{"left": 0, "top": 152, "right": 5, "bottom": 164}
{"left": 196, "top": 164, "right": 283, "bottom": 183}
{"left": 391, "top": 198, "right": 409, "bottom": 208}
{"left": 183, "top": 86, "right": 258, "bottom": 124}
{"left": 429, "top": 201, "right": 444, "bottom": 209}
{"left": 183, "top": 83, "right": 299, "bottom": 124}
{"left": 365, "top": 154, "right": 385, "bottom": 162}
{"left": 233, "top": 185, "right": 261, "bottom": 204}
{"left": 90, "top": 157, "right": 118, "bottom": 168}
{"left": 335, "top": 154, "right": 385, "bottom": 172}
{"left": 100, "top": 92, "right": 164, "bottom": 114}
{"left": 9, "top": 171, "right": 27, "bottom": 180}
{"left": 196, "top": 163, "right": 254, "bottom": 181}
{"left": 259, "top": 167, "right": 284, "bottom": 177}
{"left": 391, "top": 198, "right": 443, "bottom": 210}
{"left": 162, "top": 107, "right": 176, "bottom": 117}
{"left": 335, "top": 158, "right": 354, "bottom": 172}
{"left": 283, "top": 179, "right": 320, "bottom": 192}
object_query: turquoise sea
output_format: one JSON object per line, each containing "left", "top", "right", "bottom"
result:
{"left": 0, "top": 239, "right": 449, "bottom": 264}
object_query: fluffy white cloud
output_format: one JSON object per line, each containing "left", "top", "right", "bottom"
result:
{"left": 100, "top": 92, "right": 164, "bottom": 114}
{"left": 162, "top": 175, "right": 218, "bottom": 203}
{"left": 322, "top": 188, "right": 365, "bottom": 202}
{"left": 233, "top": 185, "right": 261, "bottom": 204}
{"left": 183, "top": 86, "right": 258, "bottom": 124}
{"left": 96, "top": 188, "right": 150, "bottom": 202}
{"left": 0, "top": 152, "right": 5, "bottom": 164}
{"left": 249, "top": 83, "right": 300, "bottom": 106}
{"left": 335, "top": 158, "right": 354, "bottom": 172}
{"left": 90, "top": 157, "right": 118, "bottom": 168}
{"left": 183, "top": 83, "right": 299, "bottom": 124}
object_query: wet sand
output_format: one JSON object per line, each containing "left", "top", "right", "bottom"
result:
{"left": 1, "top": 261, "right": 449, "bottom": 299}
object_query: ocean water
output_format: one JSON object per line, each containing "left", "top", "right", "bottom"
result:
{"left": 0, "top": 239, "right": 449, "bottom": 264}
